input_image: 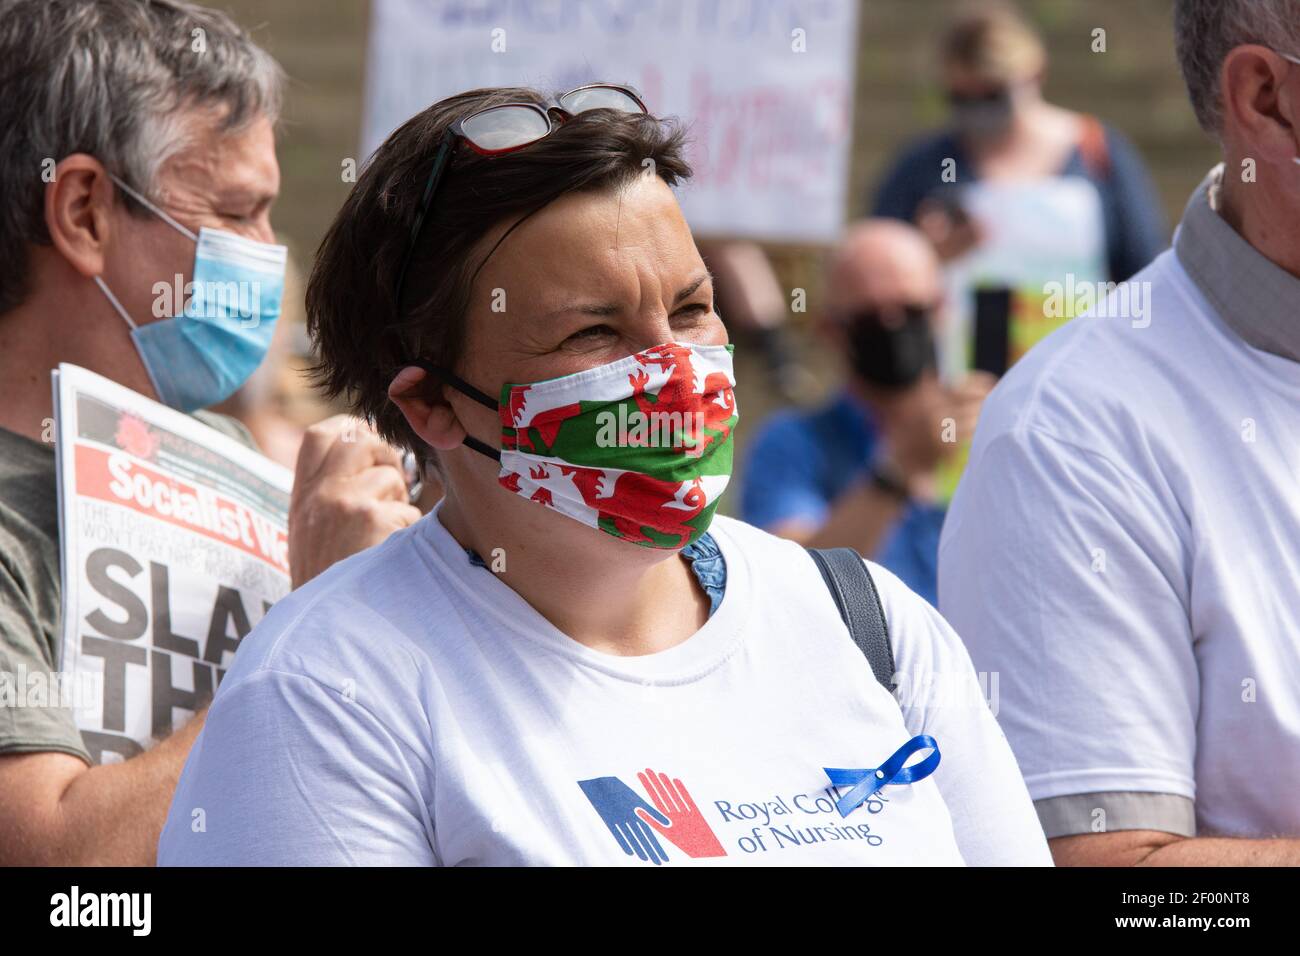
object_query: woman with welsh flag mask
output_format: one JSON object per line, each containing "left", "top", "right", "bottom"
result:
{"left": 157, "top": 84, "right": 1050, "bottom": 868}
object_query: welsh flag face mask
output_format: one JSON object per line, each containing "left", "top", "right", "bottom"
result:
{"left": 416, "top": 342, "right": 738, "bottom": 549}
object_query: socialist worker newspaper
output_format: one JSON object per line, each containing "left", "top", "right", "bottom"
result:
{"left": 52, "top": 363, "right": 292, "bottom": 764}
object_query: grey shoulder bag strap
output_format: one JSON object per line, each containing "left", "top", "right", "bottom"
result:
{"left": 807, "top": 547, "right": 896, "bottom": 692}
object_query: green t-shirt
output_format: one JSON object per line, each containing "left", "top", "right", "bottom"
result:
{"left": 0, "top": 412, "right": 257, "bottom": 765}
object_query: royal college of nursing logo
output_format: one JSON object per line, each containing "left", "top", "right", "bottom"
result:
{"left": 577, "top": 740, "right": 940, "bottom": 864}
{"left": 577, "top": 766, "right": 895, "bottom": 865}
{"left": 578, "top": 770, "right": 729, "bottom": 865}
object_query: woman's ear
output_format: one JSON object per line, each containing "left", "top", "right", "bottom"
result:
{"left": 45, "top": 154, "right": 115, "bottom": 278}
{"left": 388, "top": 366, "right": 466, "bottom": 452}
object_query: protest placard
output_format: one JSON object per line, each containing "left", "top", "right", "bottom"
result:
{"left": 361, "top": 0, "right": 859, "bottom": 242}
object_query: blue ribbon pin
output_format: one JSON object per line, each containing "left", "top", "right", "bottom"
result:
{"left": 823, "top": 734, "right": 941, "bottom": 818}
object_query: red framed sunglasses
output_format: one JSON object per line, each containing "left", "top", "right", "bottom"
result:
{"left": 393, "top": 83, "right": 647, "bottom": 312}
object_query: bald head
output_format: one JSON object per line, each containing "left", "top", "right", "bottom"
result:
{"left": 825, "top": 219, "right": 942, "bottom": 318}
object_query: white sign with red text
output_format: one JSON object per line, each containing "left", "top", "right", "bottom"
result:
{"left": 361, "top": 0, "right": 859, "bottom": 242}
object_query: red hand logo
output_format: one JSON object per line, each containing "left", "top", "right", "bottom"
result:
{"left": 633, "top": 768, "right": 727, "bottom": 858}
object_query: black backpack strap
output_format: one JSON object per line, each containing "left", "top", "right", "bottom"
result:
{"left": 807, "top": 547, "right": 896, "bottom": 692}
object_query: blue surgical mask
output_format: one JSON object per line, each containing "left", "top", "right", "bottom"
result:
{"left": 93, "top": 173, "right": 287, "bottom": 413}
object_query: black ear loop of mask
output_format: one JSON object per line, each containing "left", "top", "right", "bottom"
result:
{"left": 408, "top": 359, "right": 502, "bottom": 462}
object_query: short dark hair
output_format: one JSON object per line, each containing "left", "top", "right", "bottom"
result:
{"left": 306, "top": 86, "right": 693, "bottom": 465}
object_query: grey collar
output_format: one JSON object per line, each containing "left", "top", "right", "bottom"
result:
{"left": 1174, "top": 164, "right": 1300, "bottom": 363}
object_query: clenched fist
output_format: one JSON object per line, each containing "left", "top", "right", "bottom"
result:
{"left": 288, "top": 415, "right": 423, "bottom": 588}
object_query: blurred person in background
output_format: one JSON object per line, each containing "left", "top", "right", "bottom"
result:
{"left": 740, "top": 219, "right": 993, "bottom": 606}
{"left": 158, "top": 85, "right": 1050, "bottom": 867}
{"left": 940, "top": 0, "right": 1300, "bottom": 865}
{"left": 0, "top": 0, "right": 415, "bottom": 865}
{"left": 873, "top": 1, "right": 1167, "bottom": 396}
{"left": 873, "top": 1, "right": 1166, "bottom": 280}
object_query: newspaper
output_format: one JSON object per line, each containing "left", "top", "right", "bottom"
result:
{"left": 52, "top": 364, "right": 292, "bottom": 764}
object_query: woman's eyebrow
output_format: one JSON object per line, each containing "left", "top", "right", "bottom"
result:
{"left": 673, "top": 270, "right": 714, "bottom": 304}
{"left": 539, "top": 301, "right": 620, "bottom": 320}
{"left": 538, "top": 270, "right": 716, "bottom": 321}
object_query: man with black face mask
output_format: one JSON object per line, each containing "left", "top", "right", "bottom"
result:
{"left": 740, "top": 220, "right": 993, "bottom": 607}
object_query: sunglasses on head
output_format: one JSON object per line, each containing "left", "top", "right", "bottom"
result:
{"left": 393, "top": 83, "right": 648, "bottom": 313}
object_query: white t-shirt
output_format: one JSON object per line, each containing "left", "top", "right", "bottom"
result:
{"left": 939, "top": 248, "right": 1300, "bottom": 838}
{"left": 157, "top": 509, "right": 1049, "bottom": 866}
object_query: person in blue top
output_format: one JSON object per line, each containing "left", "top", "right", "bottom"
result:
{"left": 871, "top": 2, "right": 1166, "bottom": 281}
{"left": 740, "top": 220, "right": 992, "bottom": 606}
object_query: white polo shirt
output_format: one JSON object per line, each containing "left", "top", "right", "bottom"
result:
{"left": 157, "top": 506, "right": 1050, "bottom": 866}
{"left": 939, "top": 166, "right": 1300, "bottom": 839}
